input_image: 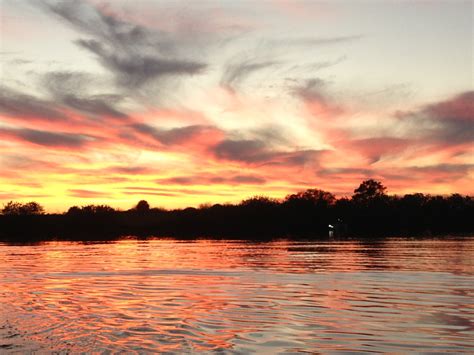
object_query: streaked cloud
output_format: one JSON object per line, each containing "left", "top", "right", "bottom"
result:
{"left": 43, "top": 71, "right": 128, "bottom": 119}
{"left": 76, "top": 39, "right": 206, "bottom": 88}
{"left": 0, "top": 86, "right": 68, "bottom": 121}
{"left": 157, "top": 174, "right": 266, "bottom": 186}
{"left": 397, "top": 91, "right": 474, "bottom": 145}
{"left": 68, "top": 189, "right": 110, "bottom": 198}
{"left": 212, "top": 138, "right": 322, "bottom": 167}
{"left": 270, "top": 35, "right": 363, "bottom": 47}
{"left": 131, "top": 124, "right": 223, "bottom": 147}
{"left": 292, "top": 78, "right": 344, "bottom": 118}
{"left": 43, "top": 0, "right": 207, "bottom": 89}
{"left": 221, "top": 59, "right": 278, "bottom": 93}
{"left": 0, "top": 127, "right": 94, "bottom": 148}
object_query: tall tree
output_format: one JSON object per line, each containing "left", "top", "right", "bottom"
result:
{"left": 352, "top": 179, "right": 387, "bottom": 202}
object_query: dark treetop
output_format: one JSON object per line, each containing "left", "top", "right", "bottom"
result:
{"left": 1, "top": 180, "right": 473, "bottom": 242}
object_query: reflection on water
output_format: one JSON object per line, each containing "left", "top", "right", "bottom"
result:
{"left": 1, "top": 238, "right": 473, "bottom": 353}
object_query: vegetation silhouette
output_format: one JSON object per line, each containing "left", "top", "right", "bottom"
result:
{"left": 2, "top": 201, "right": 44, "bottom": 216}
{"left": 0, "top": 179, "right": 473, "bottom": 242}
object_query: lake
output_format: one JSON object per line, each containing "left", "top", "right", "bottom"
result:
{"left": 1, "top": 237, "right": 473, "bottom": 353}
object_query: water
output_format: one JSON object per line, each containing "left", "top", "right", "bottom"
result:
{"left": 1, "top": 238, "right": 473, "bottom": 353}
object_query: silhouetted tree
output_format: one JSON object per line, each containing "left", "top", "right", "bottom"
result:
{"left": 1, "top": 201, "right": 22, "bottom": 215}
{"left": 66, "top": 206, "right": 82, "bottom": 215}
{"left": 400, "top": 193, "right": 429, "bottom": 207}
{"left": 280, "top": 189, "right": 336, "bottom": 234}
{"left": 352, "top": 179, "right": 387, "bottom": 202}
{"left": 334, "top": 197, "right": 352, "bottom": 216}
{"left": 1, "top": 180, "right": 473, "bottom": 241}
{"left": 135, "top": 200, "right": 150, "bottom": 212}
{"left": 285, "top": 189, "right": 336, "bottom": 208}
{"left": 69, "top": 204, "right": 116, "bottom": 215}
{"left": 2, "top": 201, "right": 44, "bottom": 215}
{"left": 240, "top": 196, "right": 279, "bottom": 207}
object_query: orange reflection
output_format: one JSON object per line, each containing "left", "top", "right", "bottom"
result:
{"left": 1, "top": 238, "right": 473, "bottom": 353}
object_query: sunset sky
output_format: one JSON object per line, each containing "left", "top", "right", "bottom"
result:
{"left": 0, "top": 0, "right": 472, "bottom": 212}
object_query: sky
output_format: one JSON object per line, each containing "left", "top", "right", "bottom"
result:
{"left": 0, "top": 0, "right": 473, "bottom": 212}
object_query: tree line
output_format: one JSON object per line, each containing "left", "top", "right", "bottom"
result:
{"left": 1, "top": 179, "right": 473, "bottom": 241}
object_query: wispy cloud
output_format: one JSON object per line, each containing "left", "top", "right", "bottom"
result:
{"left": 0, "top": 86, "right": 69, "bottom": 121}
{"left": 131, "top": 124, "right": 223, "bottom": 147}
{"left": 42, "top": 71, "right": 128, "bottom": 119}
{"left": 397, "top": 91, "right": 474, "bottom": 145}
{"left": 68, "top": 189, "right": 110, "bottom": 198}
{"left": 363, "top": 90, "right": 474, "bottom": 166}
{"left": 157, "top": 173, "right": 267, "bottom": 186}
{"left": 292, "top": 78, "right": 344, "bottom": 118}
{"left": 220, "top": 59, "right": 278, "bottom": 93}
{"left": 212, "top": 138, "right": 322, "bottom": 167}
{"left": 0, "top": 127, "right": 94, "bottom": 148}
{"left": 270, "top": 35, "right": 363, "bottom": 47}
{"left": 42, "top": 0, "right": 207, "bottom": 89}
{"left": 76, "top": 39, "right": 206, "bottom": 88}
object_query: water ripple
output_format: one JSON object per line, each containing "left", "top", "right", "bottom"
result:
{"left": 1, "top": 237, "right": 473, "bottom": 353}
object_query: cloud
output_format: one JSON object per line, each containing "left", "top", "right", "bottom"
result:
{"left": 427, "top": 91, "right": 473, "bottom": 120}
{"left": 218, "top": 35, "right": 357, "bottom": 93}
{"left": 106, "top": 165, "right": 156, "bottom": 175}
{"left": 9, "top": 58, "right": 33, "bottom": 65}
{"left": 318, "top": 167, "right": 372, "bottom": 178}
{"left": 0, "top": 127, "right": 93, "bottom": 148}
{"left": 212, "top": 138, "right": 322, "bottom": 166}
{"left": 123, "top": 186, "right": 235, "bottom": 197}
{"left": 131, "top": 123, "right": 222, "bottom": 146}
{"left": 0, "top": 192, "right": 50, "bottom": 200}
{"left": 0, "top": 154, "right": 61, "bottom": 171}
{"left": 226, "top": 175, "right": 266, "bottom": 184}
{"left": 347, "top": 137, "right": 412, "bottom": 164}
{"left": 43, "top": 71, "right": 128, "bottom": 119}
{"left": 0, "top": 86, "right": 68, "bottom": 121}
{"left": 271, "top": 35, "right": 363, "bottom": 47}
{"left": 286, "top": 56, "right": 347, "bottom": 74}
{"left": 277, "top": 149, "right": 323, "bottom": 166}
{"left": 413, "top": 163, "right": 474, "bottom": 174}
{"left": 397, "top": 91, "right": 474, "bottom": 144}
{"left": 43, "top": 0, "right": 207, "bottom": 89}
{"left": 213, "top": 139, "right": 270, "bottom": 163}
{"left": 158, "top": 176, "right": 195, "bottom": 185}
{"left": 315, "top": 163, "right": 474, "bottom": 194}
{"left": 220, "top": 59, "right": 278, "bottom": 92}
{"left": 292, "top": 78, "right": 344, "bottom": 118}
{"left": 68, "top": 189, "right": 110, "bottom": 198}
{"left": 314, "top": 91, "right": 474, "bottom": 165}
{"left": 156, "top": 173, "right": 266, "bottom": 186}
{"left": 76, "top": 39, "right": 206, "bottom": 88}
{"left": 63, "top": 94, "right": 129, "bottom": 118}
{"left": 381, "top": 164, "right": 474, "bottom": 190}
{"left": 42, "top": 0, "right": 149, "bottom": 45}
{"left": 123, "top": 190, "right": 179, "bottom": 197}
{"left": 423, "top": 91, "right": 474, "bottom": 143}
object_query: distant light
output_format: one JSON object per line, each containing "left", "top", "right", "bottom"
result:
{"left": 328, "top": 224, "right": 333, "bottom": 228}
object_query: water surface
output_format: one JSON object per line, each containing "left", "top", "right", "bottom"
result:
{"left": 1, "top": 237, "right": 473, "bottom": 353}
